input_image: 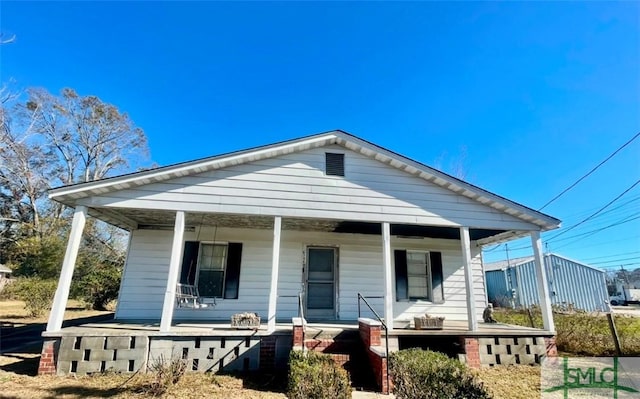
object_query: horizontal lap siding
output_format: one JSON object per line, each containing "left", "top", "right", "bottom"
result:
{"left": 84, "top": 145, "right": 535, "bottom": 230}
{"left": 116, "top": 229, "right": 486, "bottom": 323}
{"left": 116, "top": 230, "right": 171, "bottom": 319}
{"left": 392, "top": 238, "right": 485, "bottom": 321}
{"left": 338, "top": 239, "right": 385, "bottom": 320}
{"left": 175, "top": 228, "right": 273, "bottom": 320}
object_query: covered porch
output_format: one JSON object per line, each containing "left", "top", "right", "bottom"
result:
{"left": 44, "top": 208, "right": 557, "bottom": 336}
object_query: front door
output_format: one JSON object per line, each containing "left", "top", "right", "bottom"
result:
{"left": 305, "top": 247, "right": 337, "bottom": 320}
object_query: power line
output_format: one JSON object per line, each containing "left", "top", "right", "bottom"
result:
{"left": 590, "top": 256, "right": 640, "bottom": 265}
{"left": 538, "top": 131, "right": 640, "bottom": 211}
{"left": 581, "top": 251, "right": 640, "bottom": 262}
{"left": 506, "top": 213, "right": 640, "bottom": 252}
{"left": 545, "top": 179, "right": 640, "bottom": 242}
{"left": 551, "top": 213, "right": 640, "bottom": 245}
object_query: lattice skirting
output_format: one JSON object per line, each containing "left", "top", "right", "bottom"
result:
{"left": 477, "top": 336, "right": 550, "bottom": 366}
{"left": 49, "top": 335, "right": 267, "bottom": 376}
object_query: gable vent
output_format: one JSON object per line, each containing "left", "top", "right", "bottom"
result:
{"left": 325, "top": 153, "right": 345, "bottom": 176}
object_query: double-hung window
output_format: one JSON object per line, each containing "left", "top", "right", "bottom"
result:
{"left": 179, "top": 241, "right": 243, "bottom": 299}
{"left": 407, "top": 251, "right": 431, "bottom": 300}
{"left": 394, "top": 249, "right": 444, "bottom": 303}
{"left": 196, "top": 243, "right": 227, "bottom": 298}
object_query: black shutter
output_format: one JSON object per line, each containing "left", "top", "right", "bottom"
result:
{"left": 394, "top": 250, "right": 408, "bottom": 301}
{"left": 180, "top": 241, "right": 200, "bottom": 285}
{"left": 430, "top": 251, "right": 444, "bottom": 303}
{"left": 223, "top": 242, "right": 243, "bottom": 299}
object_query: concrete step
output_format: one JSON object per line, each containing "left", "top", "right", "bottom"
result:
{"left": 304, "top": 327, "right": 360, "bottom": 340}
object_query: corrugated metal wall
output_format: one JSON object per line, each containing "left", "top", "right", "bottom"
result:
{"left": 486, "top": 270, "right": 509, "bottom": 305}
{"left": 485, "top": 254, "right": 609, "bottom": 312}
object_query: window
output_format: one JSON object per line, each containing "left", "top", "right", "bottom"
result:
{"left": 325, "top": 152, "right": 345, "bottom": 176}
{"left": 407, "top": 251, "right": 431, "bottom": 300}
{"left": 197, "top": 243, "right": 227, "bottom": 298}
{"left": 394, "top": 250, "right": 444, "bottom": 303}
{"left": 179, "top": 241, "right": 243, "bottom": 299}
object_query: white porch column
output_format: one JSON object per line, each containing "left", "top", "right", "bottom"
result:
{"left": 160, "top": 211, "right": 185, "bottom": 332}
{"left": 460, "top": 226, "right": 478, "bottom": 331}
{"left": 267, "top": 216, "right": 282, "bottom": 332}
{"left": 46, "top": 206, "right": 87, "bottom": 332}
{"left": 382, "top": 222, "right": 394, "bottom": 332}
{"left": 531, "top": 231, "right": 555, "bottom": 332}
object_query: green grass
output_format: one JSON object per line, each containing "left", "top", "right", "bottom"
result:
{"left": 494, "top": 308, "right": 640, "bottom": 356}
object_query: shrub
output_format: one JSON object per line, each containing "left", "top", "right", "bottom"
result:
{"left": 144, "top": 354, "right": 188, "bottom": 397}
{"left": 287, "top": 350, "right": 351, "bottom": 399}
{"left": 2, "top": 277, "right": 57, "bottom": 317}
{"left": 71, "top": 262, "right": 122, "bottom": 310}
{"left": 389, "top": 349, "right": 492, "bottom": 399}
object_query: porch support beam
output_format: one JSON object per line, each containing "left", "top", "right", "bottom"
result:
{"left": 460, "top": 226, "right": 478, "bottom": 331}
{"left": 267, "top": 216, "right": 282, "bottom": 332}
{"left": 160, "top": 211, "right": 185, "bottom": 332}
{"left": 46, "top": 206, "right": 87, "bottom": 332}
{"left": 382, "top": 222, "right": 394, "bottom": 332}
{"left": 531, "top": 231, "right": 555, "bottom": 332}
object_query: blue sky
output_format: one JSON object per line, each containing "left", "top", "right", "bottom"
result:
{"left": 2, "top": 1, "right": 639, "bottom": 270}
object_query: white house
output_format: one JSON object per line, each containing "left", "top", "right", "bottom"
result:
{"left": 40, "top": 131, "right": 562, "bottom": 379}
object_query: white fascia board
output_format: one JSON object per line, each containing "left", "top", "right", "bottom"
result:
{"left": 336, "top": 133, "right": 561, "bottom": 231}
{"left": 48, "top": 129, "right": 560, "bottom": 232}
{"left": 49, "top": 134, "right": 339, "bottom": 202}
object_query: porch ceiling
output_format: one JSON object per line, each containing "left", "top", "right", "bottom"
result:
{"left": 92, "top": 207, "right": 512, "bottom": 242}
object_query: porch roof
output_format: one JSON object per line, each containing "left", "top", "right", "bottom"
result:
{"left": 48, "top": 130, "right": 560, "bottom": 239}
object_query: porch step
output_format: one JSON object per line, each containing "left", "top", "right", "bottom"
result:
{"left": 303, "top": 334, "right": 376, "bottom": 390}
{"left": 304, "top": 327, "right": 360, "bottom": 340}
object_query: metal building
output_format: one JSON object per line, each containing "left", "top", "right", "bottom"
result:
{"left": 484, "top": 253, "right": 609, "bottom": 312}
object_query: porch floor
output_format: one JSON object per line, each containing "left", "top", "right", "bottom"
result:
{"left": 42, "top": 319, "right": 551, "bottom": 338}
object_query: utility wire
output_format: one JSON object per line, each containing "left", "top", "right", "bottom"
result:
{"left": 551, "top": 213, "right": 640, "bottom": 244}
{"left": 545, "top": 179, "right": 640, "bottom": 242}
{"left": 582, "top": 250, "right": 640, "bottom": 262}
{"left": 506, "top": 212, "right": 640, "bottom": 252}
{"left": 590, "top": 256, "right": 640, "bottom": 265}
{"left": 538, "top": 131, "right": 640, "bottom": 211}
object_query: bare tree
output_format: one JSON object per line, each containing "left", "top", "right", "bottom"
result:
{"left": 0, "top": 86, "right": 149, "bottom": 232}
{"left": 0, "top": 86, "right": 55, "bottom": 235}
{"left": 433, "top": 145, "right": 469, "bottom": 180}
{"left": 27, "top": 88, "right": 149, "bottom": 186}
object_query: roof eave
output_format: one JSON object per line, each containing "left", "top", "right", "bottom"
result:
{"left": 48, "top": 130, "right": 561, "bottom": 231}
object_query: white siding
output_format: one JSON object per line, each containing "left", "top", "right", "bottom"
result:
{"left": 115, "top": 229, "right": 172, "bottom": 319}
{"left": 82, "top": 145, "right": 536, "bottom": 231}
{"left": 116, "top": 227, "right": 486, "bottom": 323}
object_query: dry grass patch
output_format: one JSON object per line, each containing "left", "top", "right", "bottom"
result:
{"left": 0, "top": 371, "right": 287, "bottom": 399}
{"left": 473, "top": 365, "right": 540, "bottom": 399}
{"left": 493, "top": 308, "right": 640, "bottom": 356}
{"left": 0, "top": 299, "right": 111, "bottom": 326}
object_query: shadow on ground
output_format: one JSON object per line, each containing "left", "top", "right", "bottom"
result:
{"left": 43, "top": 385, "right": 133, "bottom": 399}
{"left": 236, "top": 370, "right": 288, "bottom": 393}
{"left": 0, "top": 350, "right": 41, "bottom": 376}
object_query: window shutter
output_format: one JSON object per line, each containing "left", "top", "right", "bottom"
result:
{"left": 180, "top": 241, "right": 200, "bottom": 285}
{"left": 325, "top": 153, "right": 345, "bottom": 176}
{"left": 223, "top": 242, "right": 243, "bottom": 299}
{"left": 430, "top": 251, "right": 444, "bottom": 303}
{"left": 394, "top": 250, "right": 408, "bottom": 301}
